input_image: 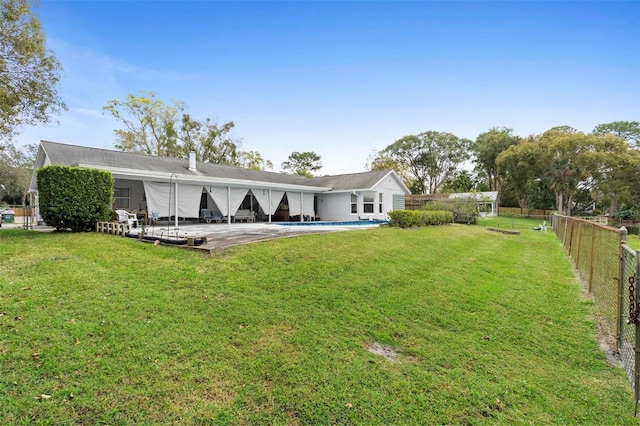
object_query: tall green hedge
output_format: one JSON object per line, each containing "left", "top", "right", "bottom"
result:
{"left": 388, "top": 210, "right": 453, "bottom": 228}
{"left": 37, "top": 166, "right": 114, "bottom": 232}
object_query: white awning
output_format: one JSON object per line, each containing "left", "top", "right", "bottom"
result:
{"left": 303, "top": 193, "right": 315, "bottom": 217}
{"left": 206, "top": 186, "right": 248, "bottom": 217}
{"left": 285, "top": 192, "right": 315, "bottom": 217}
{"left": 143, "top": 181, "right": 203, "bottom": 218}
{"left": 252, "top": 189, "right": 285, "bottom": 215}
{"left": 286, "top": 192, "right": 301, "bottom": 216}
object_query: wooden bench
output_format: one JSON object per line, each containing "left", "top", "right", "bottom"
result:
{"left": 233, "top": 209, "right": 256, "bottom": 223}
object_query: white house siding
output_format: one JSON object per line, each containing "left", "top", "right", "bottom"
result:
{"left": 371, "top": 174, "right": 409, "bottom": 219}
{"left": 316, "top": 175, "right": 407, "bottom": 222}
{"left": 316, "top": 192, "right": 351, "bottom": 221}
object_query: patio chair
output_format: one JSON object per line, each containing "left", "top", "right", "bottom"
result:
{"left": 211, "top": 211, "right": 224, "bottom": 223}
{"left": 233, "top": 209, "right": 256, "bottom": 223}
{"left": 115, "top": 209, "right": 139, "bottom": 229}
{"left": 201, "top": 209, "right": 223, "bottom": 223}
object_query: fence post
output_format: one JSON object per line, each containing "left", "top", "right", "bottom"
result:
{"left": 588, "top": 223, "right": 595, "bottom": 293}
{"left": 635, "top": 249, "right": 640, "bottom": 410}
{"left": 575, "top": 221, "right": 582, "bottom": 267}
{"left": 618, "top": 227, "right": 628, "bottom": 352}
{"left": 634, "top": 248, "right": 640, "bottom": 411}
{"left": 568, "top": 219, "right": 576, "bottom": 254}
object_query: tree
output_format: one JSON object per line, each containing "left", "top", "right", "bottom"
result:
{"left": 496, "top": 131, "right": 637, "bottom": 215}
{"left": 366, "top": 149, "right": 416, "bottom": 191}
{"left": 593, "top": 121, "right": 640, "bottom": 149}
{"left": 586, "top": 135, "right": 640, "bottom": 215}
{"left": 440, "top": 169, "right": 475, "bottom": 193}
{"left": 104, "top": 92, "right": 254, "bottom": 166}
{"left": 0, "top": 141, "right": 35, "bottom": 204}
{"left": 238, "top": 150, "right": 273, "bottom": 171}
{"left": 281, "top": 151, "right": 322, "bottom": 177}
{"left": 496, "top": 135, "right": 548, "bottom": 209}
{"left": 536, "top": 131, "right": 629, "bottom": 215}
{"left": 178, "top": 114, "right": 239, "bottom": 165}
{"left": 472, "top": 127, "right": 520, "bottom": 193}
{"left": 548, "top": 125, "right": 578, "bottom": 133}
{"left": 0, "top": 0, "right": 66, "bottom": 140}
{"left": 103, "top": 91, "right": 183, "bottom": 157}
{"left": 376, "top": 131, "right": 470, "bottom": 194}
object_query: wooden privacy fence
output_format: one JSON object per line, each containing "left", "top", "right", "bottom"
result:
{"left": 553, "top": 214, "right": 640, "bottom": 409}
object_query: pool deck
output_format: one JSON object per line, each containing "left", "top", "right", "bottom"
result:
{"left": 139, "top": 222, "right": 382, "bottom": 252}
{"left": 3, "top": 220, "right": 383, "bottom": 252}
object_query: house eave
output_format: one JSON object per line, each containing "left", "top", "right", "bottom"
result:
{"left": 76, "top": 163, "right": 333, "bottom": 192}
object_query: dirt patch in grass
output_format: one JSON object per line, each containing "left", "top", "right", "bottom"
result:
{"left": 487, "top": 227, "right": 520, "bottom": 235}
{"left": 595, "top": 312, "right": 623, "bottom": 367}
{"left": 573, "top": 268, "right": 622, "bottom": 367}
{"left": 367, "top": 342, "right": 400, "bottom": 361}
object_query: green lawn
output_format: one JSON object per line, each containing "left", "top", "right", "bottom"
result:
{"left": 0, "top": 225, "right": 636, "bottom": 424}
{"left": 626, "top": 233, "right": 640, "bottom": 250}
{"left": 479, "top": 215, "right": 546, "bottom": 230}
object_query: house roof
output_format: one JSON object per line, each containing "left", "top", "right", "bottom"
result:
{"left": 304, "top": 170, "right": 403, "bottom": 191}
{"left": 33, "top": 141, "right": 410, "bottom": 194}
{"left": 39, "top": 140, "right": 305, "bottom": 186}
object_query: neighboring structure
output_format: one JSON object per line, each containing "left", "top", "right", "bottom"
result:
{"left": 448, "top": 191, "right": 499, "bottom": 216}
{"left": 406, "top": 191, "right": 499, "bottom": 216}
{"left": 29, "top": 141, "right": 410, "bottom": 225}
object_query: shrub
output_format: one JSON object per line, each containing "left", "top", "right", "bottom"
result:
{"left": 388, "top": 210, "right": 453, "bottom": 228}
{"left": 423, "top": 196, "right": 479, "bottom": 224}
{"left": 613, "top": 209, "right": 640, "bottom": 222}
{"left": 37, "top": 166, "right": 114, "bottom": 232}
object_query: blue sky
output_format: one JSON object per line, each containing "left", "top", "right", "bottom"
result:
{"left": 16, "top": 1, "right": 640, "bottom": 175}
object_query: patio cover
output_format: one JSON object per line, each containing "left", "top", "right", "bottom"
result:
{"left": 303, "top": 193, "right": 315, "bottom": 217}
{"left": 252, "top": 189, "right": 285, "bottom": 215}
{"left": 286, "top": 192, "right": 315, "bottom": 217}
{"left": 206, "top": 186, "right": 248, "bottom": 217}
{"left": 143, "top": 181, "right": 202, "bottom": 218}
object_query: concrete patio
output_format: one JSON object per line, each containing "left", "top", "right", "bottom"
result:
{"left": 136, "top": 221, "right": 382, "bottom": 251}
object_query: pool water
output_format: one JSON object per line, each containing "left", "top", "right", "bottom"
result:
{"left": 277, "top": 220, "right": 389, "bottom": 226}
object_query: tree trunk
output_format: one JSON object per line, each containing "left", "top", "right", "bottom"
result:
{"left": 556, "top": 192, "right": 564, "bottom": 216}
{"left": 518, "top": 198, "right": 527, "bottom": 209}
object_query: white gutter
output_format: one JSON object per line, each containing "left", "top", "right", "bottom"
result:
{"left": 74, "top": 163, "right": 332, "bottom": 192}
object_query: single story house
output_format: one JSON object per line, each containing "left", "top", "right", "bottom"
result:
{"left": 29, "top": 141, "right": 410, "bottom": 225}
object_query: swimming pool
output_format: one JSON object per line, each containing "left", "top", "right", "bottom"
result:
{"left": 277, "top": 220, "right": 389, "bottom": 227}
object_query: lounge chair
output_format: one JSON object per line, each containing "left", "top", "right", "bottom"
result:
{"left": 201, "top": 209, "right": 223, "bottom": 223}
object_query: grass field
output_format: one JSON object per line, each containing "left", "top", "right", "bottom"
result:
{"left": 0, "top": 221, "right": 637, "bottom": 424}
{"left": 478, "top": 215, "right": 547, "bottom": 230}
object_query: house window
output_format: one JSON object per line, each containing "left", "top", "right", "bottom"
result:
{"left": 379, "top": 193, "right": 383, "bottom": 213}
{"left": 363, "top": 193, "right": 374, "bottom": 213}
{"left": 113, "top": 187, "right": 130, "bottom": 209}
{"left": 351, "top": 193, "right": 357, "bottom": 214}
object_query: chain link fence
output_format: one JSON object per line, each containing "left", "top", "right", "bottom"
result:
{"left": 553, "top": 215, "right": 640, "bottom": 409}
{"left": 620, "top": 245, "right": 639, "bottom": 397}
